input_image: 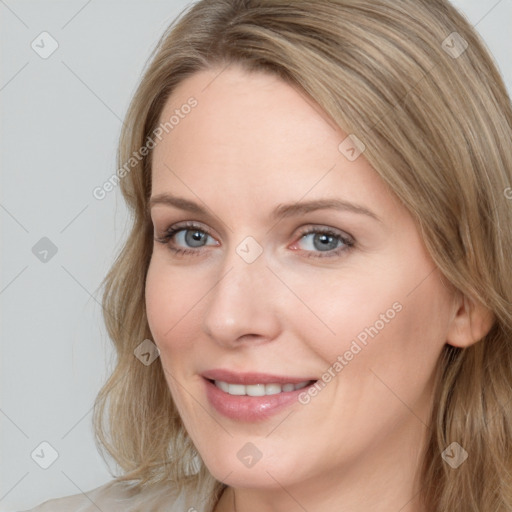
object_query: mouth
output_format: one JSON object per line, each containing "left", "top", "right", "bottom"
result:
{"left": 201, "top": 369, "right": 319, "bottom": 421}
{"left": 207, "top": 379, "right": 315, "bottom": 396}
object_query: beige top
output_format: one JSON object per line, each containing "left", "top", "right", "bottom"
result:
{"left": 19, "top": 478, "right": 215, "bottom": 512}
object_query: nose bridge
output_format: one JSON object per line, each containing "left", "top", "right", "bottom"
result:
{"left": 216, "top": 234, "right": 269, "bottom": 299}
{"left": 201, "top": 238, "right": 280, "bottom": 346}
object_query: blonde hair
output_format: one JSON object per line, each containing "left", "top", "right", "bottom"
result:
{"left": 93, "top": 1, "right": 512, "bottom": 510}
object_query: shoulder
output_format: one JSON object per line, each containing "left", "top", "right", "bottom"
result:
{"left": 20, "top": 478, "right": 213, "bottom": 512}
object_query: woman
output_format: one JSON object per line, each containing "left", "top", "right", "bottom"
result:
{"left": 24, "top": 0, "right": 512, "bottom": 510}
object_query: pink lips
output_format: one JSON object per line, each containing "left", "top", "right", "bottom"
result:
{"left": 201, "top": 369, "right": 317, "bottom": 422}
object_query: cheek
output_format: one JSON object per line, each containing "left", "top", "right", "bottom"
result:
{"left": 145, "top": 259, "right": 172, "bottom": 342}
{"left": 299, "top": 257, "right": 452, "bottom": 385}
{"left": 145, "top": 256, "right": 201, "bottom": 353}
{"left": 144, "top": 257, "right": 204, "bottom": 408}
{"left": 330, "top": 271, "right": 453, "bottom": 419}
{"left": 272, "top": 263, "right": 405, "bottom": 364}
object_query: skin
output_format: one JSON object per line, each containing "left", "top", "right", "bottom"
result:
{"left": 145, "top": 64, "right": 494, "bottom": 512}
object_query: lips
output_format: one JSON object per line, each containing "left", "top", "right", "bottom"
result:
{"left": 201, "top": 369, "right": 318, "bottom": 421}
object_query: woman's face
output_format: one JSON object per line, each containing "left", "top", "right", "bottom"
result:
{"left": 145, "top": 65, "right": 457, "bottom": 497}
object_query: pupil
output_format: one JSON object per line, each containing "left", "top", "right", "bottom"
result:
{"left": 315, "top": 233, "right": 336, "bottom": 251}
{"left": 186, "top": 230, "right": 205, "bottom": 247}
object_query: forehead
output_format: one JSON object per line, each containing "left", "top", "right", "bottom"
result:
{"left": 149, "top": 65, "right": 399, "bottom": 221}
{"left": 153, "top": 66, "right": 340, "bottom": 168}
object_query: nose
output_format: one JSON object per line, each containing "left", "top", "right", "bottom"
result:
{"left": 201, "top": 243, "right": 281, "bottom": 349}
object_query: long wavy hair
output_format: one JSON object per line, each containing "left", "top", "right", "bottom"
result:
{"left": 92, "top": 1, "right": 512, "bottom": 510}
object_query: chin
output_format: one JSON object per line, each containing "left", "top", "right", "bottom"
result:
{"left": 197, "top": 438, "right": 306, "bottom": 489}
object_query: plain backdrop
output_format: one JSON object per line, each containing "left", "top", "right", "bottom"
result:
{"left": 1, "top": 1, "right": 511, "bottom": 510}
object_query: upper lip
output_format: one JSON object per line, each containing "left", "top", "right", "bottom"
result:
{"left": 201, "top": 369, "right": 317, "bottom": 385}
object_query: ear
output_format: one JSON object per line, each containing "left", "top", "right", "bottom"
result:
{"left": 446, "top": 293, "right": 496, "bottom": 348}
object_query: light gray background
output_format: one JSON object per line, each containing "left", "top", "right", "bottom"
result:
{"left": 1, "top": 1, "right": 511, "bottom": 510}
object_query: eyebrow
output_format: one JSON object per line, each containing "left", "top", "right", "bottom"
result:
{"left": 149, "top": 193, "right": 381, "bottom": 223}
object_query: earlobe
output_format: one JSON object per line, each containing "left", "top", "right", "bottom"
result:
{"left": 446, "top": 293, "right": 496, "bottom": 348}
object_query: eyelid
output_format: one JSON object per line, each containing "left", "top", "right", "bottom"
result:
{"left": 156, "top": 220, "right": 216, "bottom": 239}
{"left": 154, "top": 221, "right": 218, "bottom": 246}
{"left": 294, "top": 224, "right": 354, "bottom": 243}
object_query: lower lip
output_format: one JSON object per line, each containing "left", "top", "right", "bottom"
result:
{"left": 204, "top": 378, "right": 316, "bottom": 422}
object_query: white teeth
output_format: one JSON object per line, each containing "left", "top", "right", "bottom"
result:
{"left": 246, "top": 384, "right": 266, "bottom": 396}
{"left": 216, "top": 380, "right": 229, "bottom": 393}
{"left": 227, "top": 383, "right": 246, "bottom": 396}
{"left": 213, "top": 380, "right": 312, "bottom": 396}
{"left": 265, "top": 383, "right": 282, "bottom": 395}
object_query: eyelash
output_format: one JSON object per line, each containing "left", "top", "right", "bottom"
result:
{"left": 154, "top": 221, "right": 355, "bottom": 259}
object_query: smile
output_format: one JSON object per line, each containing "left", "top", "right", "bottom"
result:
{"left": 212, "top": 380, "right": 313, "bottom": 396}
{"left": 201, "top": 370, "right": 319, "bottom": 421}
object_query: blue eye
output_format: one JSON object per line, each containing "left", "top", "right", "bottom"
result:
{"left": 294, "top": 228, "right": 354, "bottom": 258}
{"left": 155, "top": 222, "right": 216, "bottom": 256}
{"left": 154, "top": 223, "right": 354, "bottom": 258}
